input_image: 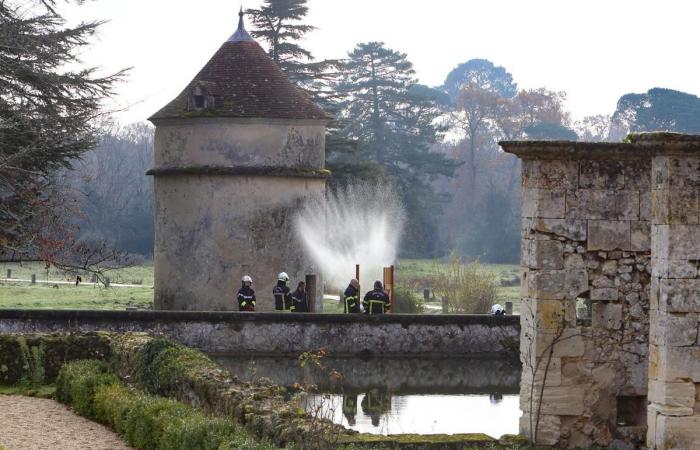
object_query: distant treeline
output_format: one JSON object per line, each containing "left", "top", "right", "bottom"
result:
{"left": 69, "top": 0, "right": 700, "bottom": 263}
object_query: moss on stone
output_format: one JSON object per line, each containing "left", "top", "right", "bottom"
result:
{"left": 0, "top": 333, "right": 111, "bottom": 385}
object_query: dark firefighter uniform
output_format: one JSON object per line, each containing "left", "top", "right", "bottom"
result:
{"left": 363, "top": 288, "right": 391, "bottom": 315}
{"left": 291, "top": 287, "right": 309, "bottom": 312}
{"left": 361, "top": 387, "right": 391, "bottom": 427}
{"left": 273, "top": 280, "right": 291, "bottom": 310}
{"left": 237, "top": 286, "right": 256, "bottom": 311}
{"left": 344, "top": 283, "right": 360, "bottom": 313}
{"left": 342, "top": 393, "right": 358, "bottom": 426}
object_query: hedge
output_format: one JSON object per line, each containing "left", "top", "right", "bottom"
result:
{"left": 56, "top": 359, "right": 285, "bottom": 450}
{"left": 0, "top": 333, "right": 111, "bottom": 385}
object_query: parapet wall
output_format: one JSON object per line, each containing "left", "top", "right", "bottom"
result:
{"left": 0, "top": 310, "right": 519, "bottom": 357}
{"left": 503, "top": 134, "right": 700, "bottom": 450}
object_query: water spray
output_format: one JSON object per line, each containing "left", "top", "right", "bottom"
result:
{"left": 294, "top": 183, "right": 405, "bottom": 291}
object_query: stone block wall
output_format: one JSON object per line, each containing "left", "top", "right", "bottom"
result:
{"left": 503, "top": 142, "right": 653, "bottom": 448}
{"left": 639, "top": 134, "right": 700, "bottom": 450}
{"left": 0, "top": 309, "right": 520, "bottom": 357}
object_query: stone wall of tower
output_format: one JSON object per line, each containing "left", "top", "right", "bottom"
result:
{"left": 506, "top": 143, "right": 652, "bottom": 449}
{"left": 646, "top": 138, "right": 700, "bottom": 449}
{"left": 151, "top": 117, "right": 326, "bottom": 311}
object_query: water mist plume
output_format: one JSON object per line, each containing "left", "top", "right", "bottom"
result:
{"left": 295, "top": 183, "right": 405, "bottom": 290}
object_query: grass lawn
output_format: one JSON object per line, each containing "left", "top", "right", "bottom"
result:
{"left": 0, "top": 282, "right": 153, "bottom": 310}
{"left": 0, "top": 261, "right": 154, "bottom": 286}
{"left": 0, "top": 259, "right": 521, "bottom": 312}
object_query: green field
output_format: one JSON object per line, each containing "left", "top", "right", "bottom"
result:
{"left": 0, "top": 259, "right": 520, "bottom": 312}
{"left": 396, "top": 259, "right": 521, "bottom": 312}
{"left": 0, "top": 261, "right": 153, "bottom": 310}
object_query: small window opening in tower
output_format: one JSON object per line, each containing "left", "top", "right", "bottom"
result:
{"left": 192, "top": 86, "right": 205, "bottom": 109}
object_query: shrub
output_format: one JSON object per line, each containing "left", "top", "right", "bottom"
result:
{"left": 124, "top": 396, "right": 191, "bottom": 450}
{"left": 392, "top": 286, "right": 425, "bottom": 313}
{"left": 17, "top": 336, "right": 45, "bottom": 387}
{"left": 433, "top": 257, "right": 498, "bottom": 314}
{"left": 93, "top": 383, "right": 140, "bottom": 434}
{"left": 160, "top": 414, "right": 241, "bottom": 450}
{"left": 133, "top": 338, "right": 220, "bottom": 397}
{"left": 55, "top": 359, "right": 119, "bottom": 418}
{"left": 59, "top": 359, "right": 282, "bottom": 450}
{"left": 0, "top": 333, "right": 112, "bottom": 385}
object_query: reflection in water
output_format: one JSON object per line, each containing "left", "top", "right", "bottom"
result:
{"left": 216, "top": 355, "right": 521, "bottom": 436}
{"left": 305, "top": 392, "right": 520, "bottom": 436}
{"left": 216, "top": 355, "right": 520, "bottom": 394}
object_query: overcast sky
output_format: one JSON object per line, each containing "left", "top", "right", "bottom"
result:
{"left": 62, "top": 0, "right": 699, "bottom": 124}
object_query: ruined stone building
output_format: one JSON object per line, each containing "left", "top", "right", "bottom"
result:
{"left": 502, "top": 134, "right": 700, "bottom": 450}
{"left": 148, "top": 11, "right": 329, "bottom": 311}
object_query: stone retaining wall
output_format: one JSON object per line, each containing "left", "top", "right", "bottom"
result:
{"left": 0, "top": 310, "right": 519, "bottom": 357}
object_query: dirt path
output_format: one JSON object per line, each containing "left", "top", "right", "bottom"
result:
{"left": 0, "top": 395, "right": 133, "bottom": 450}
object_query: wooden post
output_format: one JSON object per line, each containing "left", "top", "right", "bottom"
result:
{"left": 383, "top": 265, "right": 395, "bottom": 313}
{"left": 423, "top": 288, "right": 430, "bottom": 302}
{"left": 104, "top": 276, "right": 110, "bottom": 288}
{"left": 305, "top": 274, "right": 317, "bottom": 312}
{"left": 31, "top": 274, "right": 36, "bottom": 285}
{"left": 355, "top": 263, "right": 360, "bottom": 311}
{"left": 6, "top": 269, "right": 10, "bottom": 278}
{"left": 505, "top": 301, "right": 513, "bottom": 315}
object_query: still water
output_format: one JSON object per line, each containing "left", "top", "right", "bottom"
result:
{"left": 215, "top": 355, "right": 521, "bottom": 437}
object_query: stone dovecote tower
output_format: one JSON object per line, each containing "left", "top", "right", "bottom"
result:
{"left": 148, "top": 10, "right": 329, "bottom": 311}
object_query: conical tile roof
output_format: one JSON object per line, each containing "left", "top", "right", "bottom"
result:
{"left": 149, "top": 10, "right": 330, "bottom": 122}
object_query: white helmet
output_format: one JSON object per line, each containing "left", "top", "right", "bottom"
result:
{"left": 278, "top": 272, "right": 289, "bottom": 282}
{"left": 242, "top": 275, "right": 253, "bottom": 284}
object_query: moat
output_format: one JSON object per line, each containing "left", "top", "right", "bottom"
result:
{"left": 216, "top": 354, "right": 521, "bottom": 436}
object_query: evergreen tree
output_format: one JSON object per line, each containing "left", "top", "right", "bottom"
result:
{"left": 443, "top": 59, "right": 518, "bottom": 102}
{"left": 245, "top": 0, "right": 377, "bottom": 193}
{"left": 612, "top": 87, "right": 700, "bottom": 134}
{"left": 0, "top": 0, "right": 124, "bottom": 258}
{"left": 336, "top": 42, "right": 458, "bottom": 256}
{"left": 245, "top": 0, "right": 336, "bottom": 104}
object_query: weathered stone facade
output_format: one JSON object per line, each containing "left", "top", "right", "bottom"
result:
{"left": 503, "top": 134, "right": 700, "bottom": 449}
{"left": 148, "top": 13, "right": 330, "bottom": 311}
{"left": 149, "top": 118, "right": 327, "bottom": 311}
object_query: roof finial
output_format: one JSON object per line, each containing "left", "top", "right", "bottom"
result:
{"left": 228, "top": 5, "right": 253, "bottom": 42}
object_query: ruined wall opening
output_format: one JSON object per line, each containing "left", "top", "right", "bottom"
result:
{"left": 616, "top": 395, "right": 647, "bottom": 427}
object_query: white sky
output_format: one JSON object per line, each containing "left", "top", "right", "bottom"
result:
{"left": 61, "top": 0, "right": 700, "bottom": 124}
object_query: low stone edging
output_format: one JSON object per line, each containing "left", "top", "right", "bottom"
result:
{"left": 0, "top": 309, "right": 520, "bottom": 357}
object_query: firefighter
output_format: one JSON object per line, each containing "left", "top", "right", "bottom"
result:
{"left": 343, "top": 279, "right": 361, "bottom": 313}
{"left": 361, "top": 387, "right": 391, "bottom": 427}
{"left": 291, "top": 280, "right": 310, "bottom": 312}
{"left": 273, "top": 272, "right": 292, "bottom": 310}
{"left": 342, "top": 393, "right": 358, "bottom": 426}
{"left": 363, "top": 280, "right": 391, "bottom": 315}
{"left": 237, "top": 275, "right": 256, "bottom": 311}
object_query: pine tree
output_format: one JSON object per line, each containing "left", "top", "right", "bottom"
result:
{"left": 336, "top": 42, "right": 458, "bottom": 256}
{"left": 245, "top": 0, "right": 371, "bottom": 192}
{"left": 0, "top": 0, "right": 125, "bottom": 261}
{"left": 245, "top": 0, "right": 336, "bottom": 102}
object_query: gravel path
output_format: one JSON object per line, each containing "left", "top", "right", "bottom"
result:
{"left": 0, "top": 395, "right": 133, "bottom": 450}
